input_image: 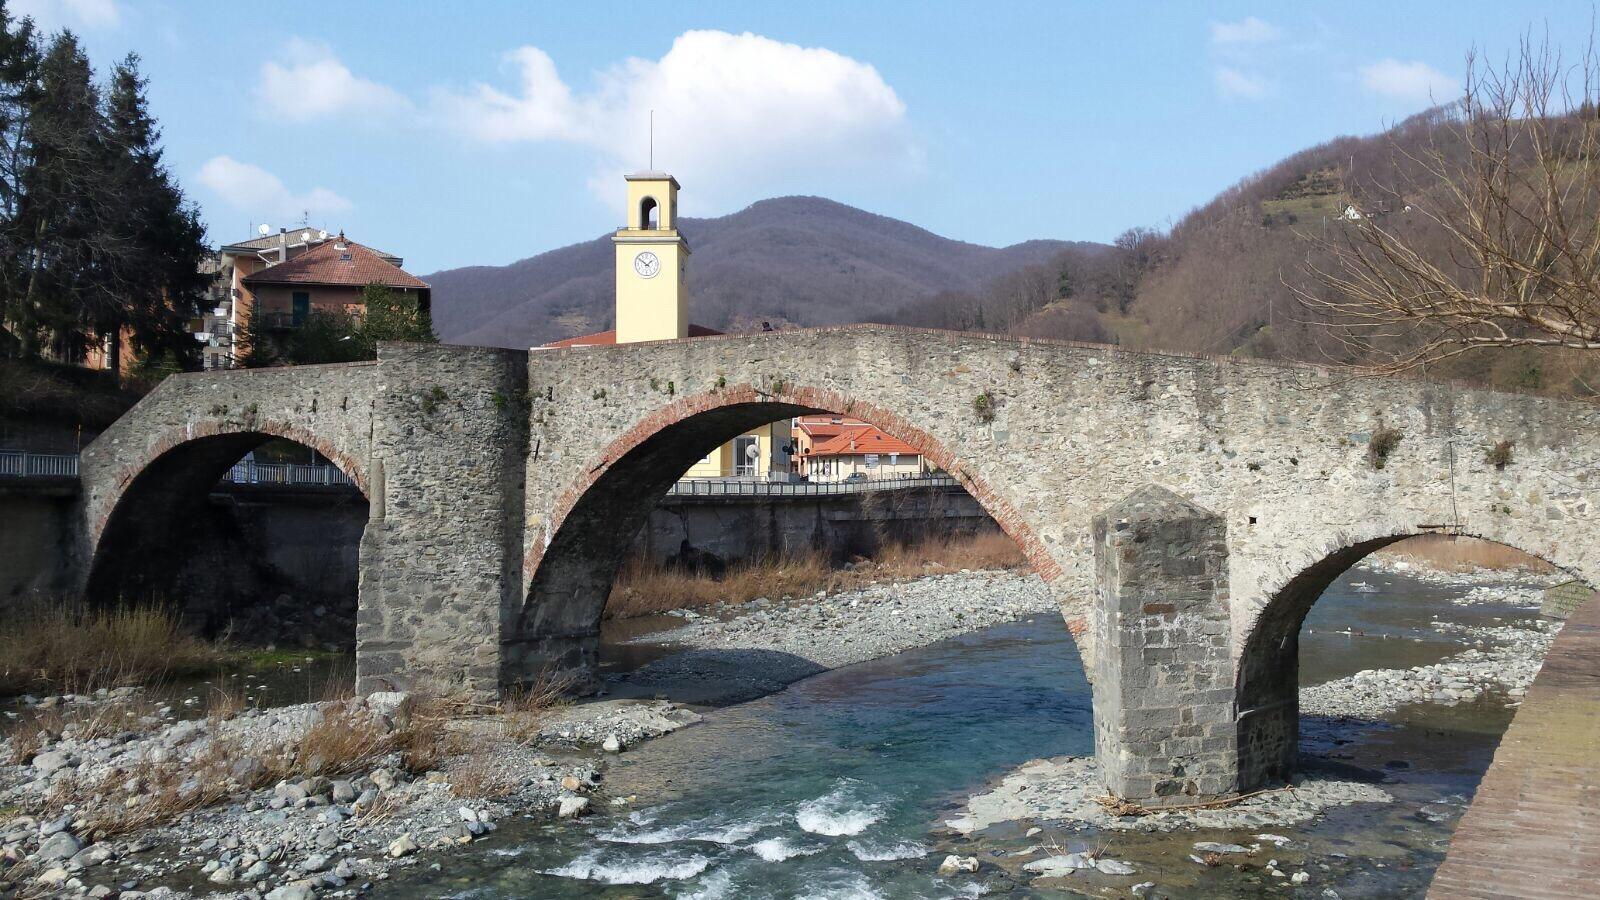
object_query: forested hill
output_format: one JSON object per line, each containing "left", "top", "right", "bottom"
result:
{"left": 887, "top": 105, "right": 1600, "bottom": 397}
{"left": 426, "top": 196, "right": 1104, "bottom": 348}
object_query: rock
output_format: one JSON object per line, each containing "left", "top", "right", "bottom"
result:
{"left": 1023, "top": 853, "right": 1095, "bottom": 876}
{"left": 365, "top": 692, "right": 411, "bottom": 719}
{"left": 313, "top": 827, "right": 340, "bottom": 851}
{"left": 265, "top": 884, "right": 316, "bottom": 900}
{"left": 386, "top": 835, "right": 418, "bottom": 858}
{"left": 602, "top": 734, "right": 622, "bottom": 753}
{"left": 559, "top": 775, "right": 582, "bottom": 792}
{"left": 35, "top": 866, "right": 69, "bottom": 886}
{"left": 369, "top": 769, "right": 396, "bottom": 791}
{"left": 275, "top": 782, "right": 308, "bottom": 804}
{"left": 1132, "top": 884, "right": 1157, "bottom": 897}
{"left": 1293, "top": 871, "right": 1311, "bottom": 884}
{"left": 331, "top": 780, "right": 356, "bottom": 803}
{"left": 208, "top": 864, "right": 237, "bottom": 884}
{"left": 1193, "top": 841, "right": 1250, "bottom": 854}
{"left": 31, "top": 751, "right": 74, "bottom": 774}
{"left": 241, "top": 859, "right": 270, "bottom": 880}
{"left": 38, "top": 814, "right": 72, "bottom": 837}
{"left": 230, "top": 756, "right": 265, "bottom": 784}
{"left": 303, "top": 854, "right": 330, "bottom": 872}
{"left": 68, "top": 843, "right": 112, "bottom": 867}
{"left": 1095, "top": 857, "right": 1137, "bottom": 875}
{"left": 938, "top": 855, "right": 980, "bottom": 876}
{"left": 557, "top": 796, "right": 589, "bottom": 819}
{"left": 36, "top": 831, "right": 83, "bottom": 861}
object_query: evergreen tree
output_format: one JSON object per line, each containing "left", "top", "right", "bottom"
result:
{"left": 101, "top": 53, "right": 207, "bottom": 375}
{"left": 16, "top": 31, "right": 107, "bottom": 362}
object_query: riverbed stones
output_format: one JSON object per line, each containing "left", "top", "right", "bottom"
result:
{"left": 557, "top": 796, "right": 588, "bottom": 819}
{"left": 386, "top": 834, "right": 417, "bottom": 858}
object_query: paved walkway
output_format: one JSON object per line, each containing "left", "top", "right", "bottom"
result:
{"left": 1428, "top": 596, "right": 1600, "bottom": 898}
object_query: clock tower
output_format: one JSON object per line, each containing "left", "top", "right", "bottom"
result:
{"left": 613, "top": 171, "right": 690, "bottom": 343}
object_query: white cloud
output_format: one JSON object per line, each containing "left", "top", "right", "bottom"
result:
{"left": 257, "top": 39, "right": 410, "bottom": 122}
{"left": 1214, "top": 66, "right": 1273, "bottom": 100}
{"left": 1359, "top": 59, "right": 1458, "bottom": 103}
{"left": 197, "top": 156, "right": 352, "bottom": 222}
{"left": 1210, "top": 16, "right": 1279, "bottom": 45}
{"left": 431, "top": 30, "right": 915, "bottom": 209}
{"left": 12, "top": 0, "right": 120, "bottom": 29}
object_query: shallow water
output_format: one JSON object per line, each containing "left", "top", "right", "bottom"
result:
{"left": 390, "top": 566, "right": 1540, "bottom": 898}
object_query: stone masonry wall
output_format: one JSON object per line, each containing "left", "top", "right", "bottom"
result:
{"left": 521, "top": 326, "right": 1600, "bottom": 671}
{"left": 1092, "top": 485, "right": 1235, "bottom": 802}
{"left": 354, "top": 343, "right": 528, "bottom": 699}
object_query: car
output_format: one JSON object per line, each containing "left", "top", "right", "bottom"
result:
{"left": 842, "top": 472, "right": 867, "bottom": 483}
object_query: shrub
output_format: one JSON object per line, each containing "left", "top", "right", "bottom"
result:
{"left": 0, "top": 602, "right": 225, "bottom": 695}
{"left": 1486, "top": 439, "right": 1514, "bottom": 470}
{"left": 1367, "top": 425, "right": 1403, "bottom": 469}
{"left": 973, "top": 390, "right": 996, "bottom": 423}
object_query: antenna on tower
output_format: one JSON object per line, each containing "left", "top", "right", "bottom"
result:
{"left": 648, "top": 109, "right": 654, "bottom": 170}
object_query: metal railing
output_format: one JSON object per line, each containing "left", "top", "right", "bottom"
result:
{"left": 0, "top": 449, "right": 79, "bottom": 478}
{"left": 224, "top": 460, "right": 353, "bottom": 487}
{"left": 665, "top": 473, "right": 959, "bottom": 497}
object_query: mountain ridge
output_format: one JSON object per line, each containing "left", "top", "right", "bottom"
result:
{"left": 426, "top": 195, "right": 1103, "bottom": 349}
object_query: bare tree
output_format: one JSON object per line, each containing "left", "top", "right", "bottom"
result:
{"left": 1292, "top": 35, "right": 1600, "bottom": 373}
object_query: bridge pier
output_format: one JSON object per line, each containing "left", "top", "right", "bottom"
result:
{"left": 1090, "top": 485, "right": 1238, "bottom": 805}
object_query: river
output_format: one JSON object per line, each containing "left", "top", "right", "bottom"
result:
{"left": 384, "top": 563, "right": 1539, "bottom": 898}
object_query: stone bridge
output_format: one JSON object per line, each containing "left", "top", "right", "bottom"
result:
{"left": 72, "top": 325, "right": 1600, "bottom": 803}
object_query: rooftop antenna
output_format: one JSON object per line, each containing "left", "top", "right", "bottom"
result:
{"left": 649, "top": 109, "right": 654, "bottom": 170}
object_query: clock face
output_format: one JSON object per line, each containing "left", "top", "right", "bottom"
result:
{"left": 633, "top": 251, "right": 661, "bottom": 279}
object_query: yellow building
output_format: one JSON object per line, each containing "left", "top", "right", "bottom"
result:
{"left": 542, "top": 171, "right": 791, "bottom": 479}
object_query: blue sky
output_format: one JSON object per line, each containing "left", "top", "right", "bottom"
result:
{"left": 19, "top": 0, "right": 1591, "bottom": 274}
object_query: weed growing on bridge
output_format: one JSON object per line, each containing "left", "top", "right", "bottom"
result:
{"left": 1486, "top": 439, "right": 1515, "bottom": 470}
{"left": 973, "top": 390, "right": 996, "bottom": 423}
{"left": 1367, "top": 425, "right": 1403, "bottom": 469}
{"left": 420, "top": 386, "right": 449, "bottom": 415}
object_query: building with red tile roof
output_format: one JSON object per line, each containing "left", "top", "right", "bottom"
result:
{"left": 797, "top": 424, "right": 930, "bottom": 481}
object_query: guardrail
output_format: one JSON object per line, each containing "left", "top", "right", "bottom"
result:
{"left": 1, "top": 449, "right": 947, "bottom": 498}
{"left": 0, "top": 449, "right": 78, "bottom": 478}
{"left": 224, "top": 461, "right": 352, "bottom": 487}
{"left": 664, "top": 474, "right": 959, "bottom": 497}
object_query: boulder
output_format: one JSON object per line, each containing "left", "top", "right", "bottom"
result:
{"left": 31, "top": 751, "right": 74, "bottom": 775}
{"left": 938, "top": 855, "right": 980, "bottom": 876}
{"left": 387, "top": 834, "right": 418, "bottom": 858}
{"left": 557, "top": 796, "right": 589, "bottom": 819}
{"left": 36, "top": 831, "right": 82, "bottom": 861}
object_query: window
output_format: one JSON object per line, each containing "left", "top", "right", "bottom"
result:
{"left": 734, "top": 436, "right": 759, "bottom": 477}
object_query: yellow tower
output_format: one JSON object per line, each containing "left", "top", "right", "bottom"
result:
{"left": 613, "top": 171, "right": 689, "bottom": 343}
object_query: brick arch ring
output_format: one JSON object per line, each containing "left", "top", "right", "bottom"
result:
{"left": 521, "top": 382, "right": 1064, "bottom": 588}
{"left": 86, "top": 417, "right": 369, "bottom": 551}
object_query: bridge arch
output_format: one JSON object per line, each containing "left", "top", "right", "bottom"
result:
{"left": 1235, "top": 524, "right": 1592, "bottom": 790}
{"left": 509, "top": 382, "right": 1064, "bottom": 685}
{"left": 83, "top": 416, "right": 369, "bottom": 605}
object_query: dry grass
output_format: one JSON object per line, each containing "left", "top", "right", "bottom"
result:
{"left": 497, "top": 669, "right": 575, "bottom": 744}
{"left": 0, "top": 602, "right": 226, "bottom": 696}
{"left": 1377, "top": 534, "right": 1553, "bottom": 573}
{"left": 606, "top": 530, "right": 1028, "bottom": 619}
{"left": 36, "top": 697, "right": 447, "bottom": 841}
{"left": 6, "top": 694, "right": 160, "bottom": 764}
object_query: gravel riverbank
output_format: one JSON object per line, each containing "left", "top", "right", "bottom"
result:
{"left": 617, "top": 569, "right": 1063, "bottom": 704}
{"left": 0, "top": 556, "right": 1564, "bottom": 898}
